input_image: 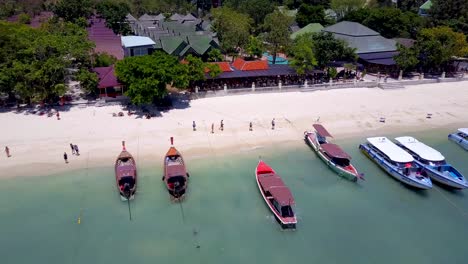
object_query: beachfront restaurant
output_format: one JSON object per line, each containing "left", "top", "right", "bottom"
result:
{"left": 197, "top": 58, "right": 325, "bottom": 91}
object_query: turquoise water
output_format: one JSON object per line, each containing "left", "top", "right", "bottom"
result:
{"left": 263, "top": 52, "right": 289, "bottom": 64}
{"left": 1, "top": 129, "right": 468, "bottom": 264}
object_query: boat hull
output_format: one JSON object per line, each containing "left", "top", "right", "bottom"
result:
{"left": 115, "top": 150, "right": 137, "bottom": 201}
{"left": 359, "top": 144, "right": 432, "bottom": 189}
{"left": 163, "top": 147, "right": 188, "bottom": 200}
{"left": 448, "top": 133, "right": 468, "bottom": 151}
{"left": 305, "top": 132, "right": 359, "bottom": 182}
{"left": 417, "top": 161, "right": 468, "bottom": 189}
{"left": 255, "top": 165, "right": 297, "bottom": 229}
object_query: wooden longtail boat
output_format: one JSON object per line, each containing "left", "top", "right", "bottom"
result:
{"left": 162, "top": 138, "right": 189, "bottom": 200}
{"left": 115, "top": 141, "right": 137, "bottom": 201}
{"left": 256, "top": 160, "right": 297, "bottom": 229}
{"left": 305, "top": 124, "right": 364, "bottom": 182}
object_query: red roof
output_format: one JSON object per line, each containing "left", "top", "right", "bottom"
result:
{"left": 87, "top": 17, "right": 124, "bottom": 60}
{"left": 93, "top": 66, "right": 121, "bottom": 89}
{"left": 258, "top": 176, "right": 295, "bottom": 206}
{"left": 205, "top": 62, "right": 233, "bottom": 73}
{"left": 313, "top": 124, "right": 333, "bottom": 138}
{"left": 321, "top": 143, "right": 351, "bottom": 160}
{"left": 232, "top": 58, "right": 269, "bottom": 71}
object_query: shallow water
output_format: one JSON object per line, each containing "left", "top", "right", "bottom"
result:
{"left": 1, "top": 128, "right": 468, "bottom": 264}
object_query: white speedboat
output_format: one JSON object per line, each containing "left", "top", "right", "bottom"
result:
{"left": 448, "top": 128, "right": 468, "bottom": 151}
{"left": 395, "top": 136, "right": 468, "bottom": 189}
{"left": 359, "top": 137, "right": 432, "bottom": 189}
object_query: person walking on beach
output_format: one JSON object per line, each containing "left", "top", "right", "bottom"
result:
{"left": 64, "top": 152, "right": 68, "bottom": 163}
{"left": 220, "top": 120, "right": 224, "bottom": 131}
{"left": 74, "top": 145, "right": 80, "bottom": 156}
{"left": 271, "top": 118, "right": 275, "bottom": 130}
{"left": 192, "top": 121, "right": 196, "bottom": 131}
{"left": 211, "top": 123, "right": 214, "bottom": 134}
{"left": 249, "top": 122, "right": 253, "bottom": 131}
{"left": 5, "top": 146, "right": 10, "bottom": 158}
{"left": 56, "top": 111, "right": 60, "bottom": 120}
{"left": 70, "top": 143, "right": 75, "bottom": 155}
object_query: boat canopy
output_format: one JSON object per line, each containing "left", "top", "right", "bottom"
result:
{"left": 367, "top": 137, "right": 413, "bottom": 163}
{"left": 257, "top": 160, "right": 275, "bottom": 174}
{"left": 166, "top": 164, "right": 186, "bottom": 178}
{"left": 258, "top": 175, "right": 295, "bottom": 206}
{"left": 166, "top": 147, "right": 179, "bottom": 157}
{"left": 116, "top": 165, "right": 135, "bottom": 177}
{"left": 395, "top": 136, "right": 445, "bottom": 162}
{"left": 458, "top": 128, "right": 468, "bottom": 135}
{"left": 321, "top": 143, "right": 351, "bottom": 160}
{"left": 313, "top": 124, "right": 333, "bottom": 138}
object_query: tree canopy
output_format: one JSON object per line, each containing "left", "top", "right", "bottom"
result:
{"left": 262, "top": 10, "right": 294, "bottom": 64}
{"left": 223, "top": 0, "right": 275, "bottom": 30}
{"left": 307, "top": 32, "right": 357, "bottom": 68}
{"left": 289, "top": 33, "right": 318, "bottom": 75}
{"left": 211, "top": 7, "right": 252, "bottom": 55}
{"left": 331, "top": 0, "right": 366, "bottom": 20}
{"left": 96, "top": 0, "right": 132, "bottom": 35}
{"left": 296, "top": 4, "right": 329, "bottom": 28}
{"left": 429, "top": 0, "right": 468, "bottom": 34}
{"left": 0, "top": 20, "right": 94, "bottom": 103}
{"left": 115, "top": 53, "right": 208, "bottom": 105}
{"left": 52, "top": 0, "right": 93, "bottom": 23}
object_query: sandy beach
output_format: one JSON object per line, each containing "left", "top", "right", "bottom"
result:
{"left": 0, "top": 81, "right": 467, "bottom": 178}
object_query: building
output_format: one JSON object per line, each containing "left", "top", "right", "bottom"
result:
{"left": 419, "top": 0, "right": 432, "bottom": 16}
{"left": 93, "top": 66, "right": 123, "bottom": 98}
{"left": 322, "top": 21, "right": 398, "bottom": 69}
{"left": 291, "top": 23, "right": 324, "bottom": 40}
{"left": 87, "top": 17, "right": 124, "bottom": 60}
{"left": 121, "top": 36, "right": 156, "bottom": 57}
{"left": 126, "top": 13, "right": 219, "bottom": 58}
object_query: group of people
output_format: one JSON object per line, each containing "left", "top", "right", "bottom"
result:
{"left": 63, "top": 143, "right": 80, "bottom": 163}
{"left": 192, "top": 118, "right": 276, "bottom": 133}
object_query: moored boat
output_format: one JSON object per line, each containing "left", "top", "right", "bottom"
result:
{"left": 395, "top": 136, "right": 468, "bottom": 189}
{"left": 448, "top": 128, "right": 468, "bottom": 151}
{"left": 162, "top": 138, "right": 189, "bottom": 200}
{"left": 255, "top": 160, "right": 296, "bottom": 229}
{"left": 115, "top": 141, "right": 137, "bottom": 200}
{"left": 359, "top": 137, "right": 432, "bottom": 189}
{"left": 305, "top": 124, "right": 364, "bottom": 182}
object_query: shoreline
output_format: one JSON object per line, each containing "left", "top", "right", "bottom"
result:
{"left": 1, "top": 82, "right": 467, "bottom": 178}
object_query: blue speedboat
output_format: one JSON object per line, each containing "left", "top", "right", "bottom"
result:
{"left": 395, "top": 136, "right": 468, "bottom": 189}
{"left": 359, "top": 137, "right": 432, "bottom": 189}
{"left": 448, "top": 128, "right": 468, "bottom": 151}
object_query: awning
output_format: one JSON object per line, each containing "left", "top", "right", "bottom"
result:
{"left": 362, "top": 58, "right": 396, "bottom": 65}
{"left": 313, "top": 124, "right": 333, "bottom": 138}
{"left": 321, "top": 143, "right": 351, "bottom": 160}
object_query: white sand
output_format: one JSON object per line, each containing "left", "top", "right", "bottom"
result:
{"left": 1, "top": 81, "right": 467, "bottom": 178}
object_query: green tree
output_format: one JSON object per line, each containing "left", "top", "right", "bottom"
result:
{"left": 289, "top": 33, "right": 318, "bottom": 75}
{"left": 205, "top": 63, "right": 222, "bottom": 78}
{"left": 328, "top": 67, "right": 338, "bottom": 79}
{"left": 394, "top": 44, "right": 419, "bottom": 73}
{"left": 18, "top": 13, "right": 31, "bottom": 24}
{"left": 414, "top": 26, "right": 468, "bottom": 70}
{"left": 397, "top": 0, "right": 426, "bottom": 12}
{"left": 77, "top": 69, "right": 99, "bottom": 95}
{"left": 211, "top": 7, "right": 252, "bottom": 54}
{"left": 429, "top": 0, "right": 468, "bottom": 34}
{"left": 115, "top": 52, "right": 205, "bottom": 105}
{"left": 246, "top": 36, "right": 265, "bottom": 59}
{"left": 331, "top": 0, "right": 366, "bottom": 20}
{"left": 53, "top": 0, "right": 93, "bottom": 23}
{"left": 93, "top": 53, "right": 118, "bottom": 67}
{"left": 96, "top": 0, "right": 132, "bottom": 35}
{"left": 224, "top": 0, "right": 275, "bottom": 29}
{"left": 286, "top": 0, "right": 331, "bottom": 9}
{"left": 207, "top": 49, "right": 224, "bottom": 62}
{"left": 310, "top": 32, "right": 357, "bottom": 68}
{"left": 296, "top": 4, "right": 328, "bottom": 27}
{"left": 262, "top": 10, "right": 293, "bottom": 64}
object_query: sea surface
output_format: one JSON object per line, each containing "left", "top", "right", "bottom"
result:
{"left": 1, "top": 128, "right": 468, "bottom": 264}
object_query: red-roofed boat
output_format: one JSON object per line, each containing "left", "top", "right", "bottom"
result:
{"left": 305, "top": 124, "right": 364, "bottom": 182}
{"left": 256, "top": 160, "right": 297, "bottom": 229}
{"left": 162, "top": 138, "right": 189, "bottom": 200}
{"left": 115, "top": 141, "right": 137, "bottom": 200}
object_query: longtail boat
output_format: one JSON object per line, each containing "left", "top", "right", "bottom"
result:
{"left": 305, "top": 124, "right": 364, "bottom": 182}
{"left": 115, "top": 141, "right": 137, "bottom": 200}
{"left": 256, "top": 160, "right": 296, "bottom": 229}
{"left": 162, "top": 138, "right": 189, "bottom": 200}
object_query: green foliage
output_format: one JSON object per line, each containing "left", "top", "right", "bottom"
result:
{"left": 394, "top": 44, "right": 419, "bottom": 72}
{"left": 246, "top": 36, "right": 264, "bottom": 59}
{"left": 310, "top": 32, "right": 357, "bottom": 68}
{"left": 414, "top": 26, "right": 468, "bottom": 70}
{"left": 211, "top": 7, "right": 252, "bottom": 54}
{"left": 207, "top": 49, "right": 224, "bottom": 62}
{"left": 296, "top": 4, "right": 328, "bottom": 27}
{"left": 96, "top": 0, "right": 132, "bottom": 35}
{"left": 286, "top": 0, "right": 331, "bottom": 9}
{"left": 331, "top": 0, "right": 366, "bottom": 20}
{"left": 52, "top": 0, "right": 93, "bottom": 23}
{"left": 18, "top": 13, "right": 31, "bottom": 24}
{"left": 93, "top": 53, "right": 118, "bottom": 67}
{"left": 0, "top": 21, "right": 94, "bottom": 103}
{"left": 206, "top": 63, "right": 222, "bottom": 78}
{"left": 77, "top": 69, "right": 99, "bottom": 95}
{"left": 397, "top": 0, "right": 426, "bottom": 12}
{"left": 262, "top": 9, "right": 293, "bottom": 64}
{"left": 429, "top": 0, "right": 468, "bottom": 34}
{"left": 115, "top": 52, "right": 206, "bottom": 105}
{"left": 223, "top": 0, "right": 275, "bottom": 29}
{"left": 289, "top": 34, "right": 317, "bottom": 75}
{"left": 328, "top": 67, "right": 338, "bottom": 79}
{"left": 344, "top": 7, "right": 425, "bottom": 38}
